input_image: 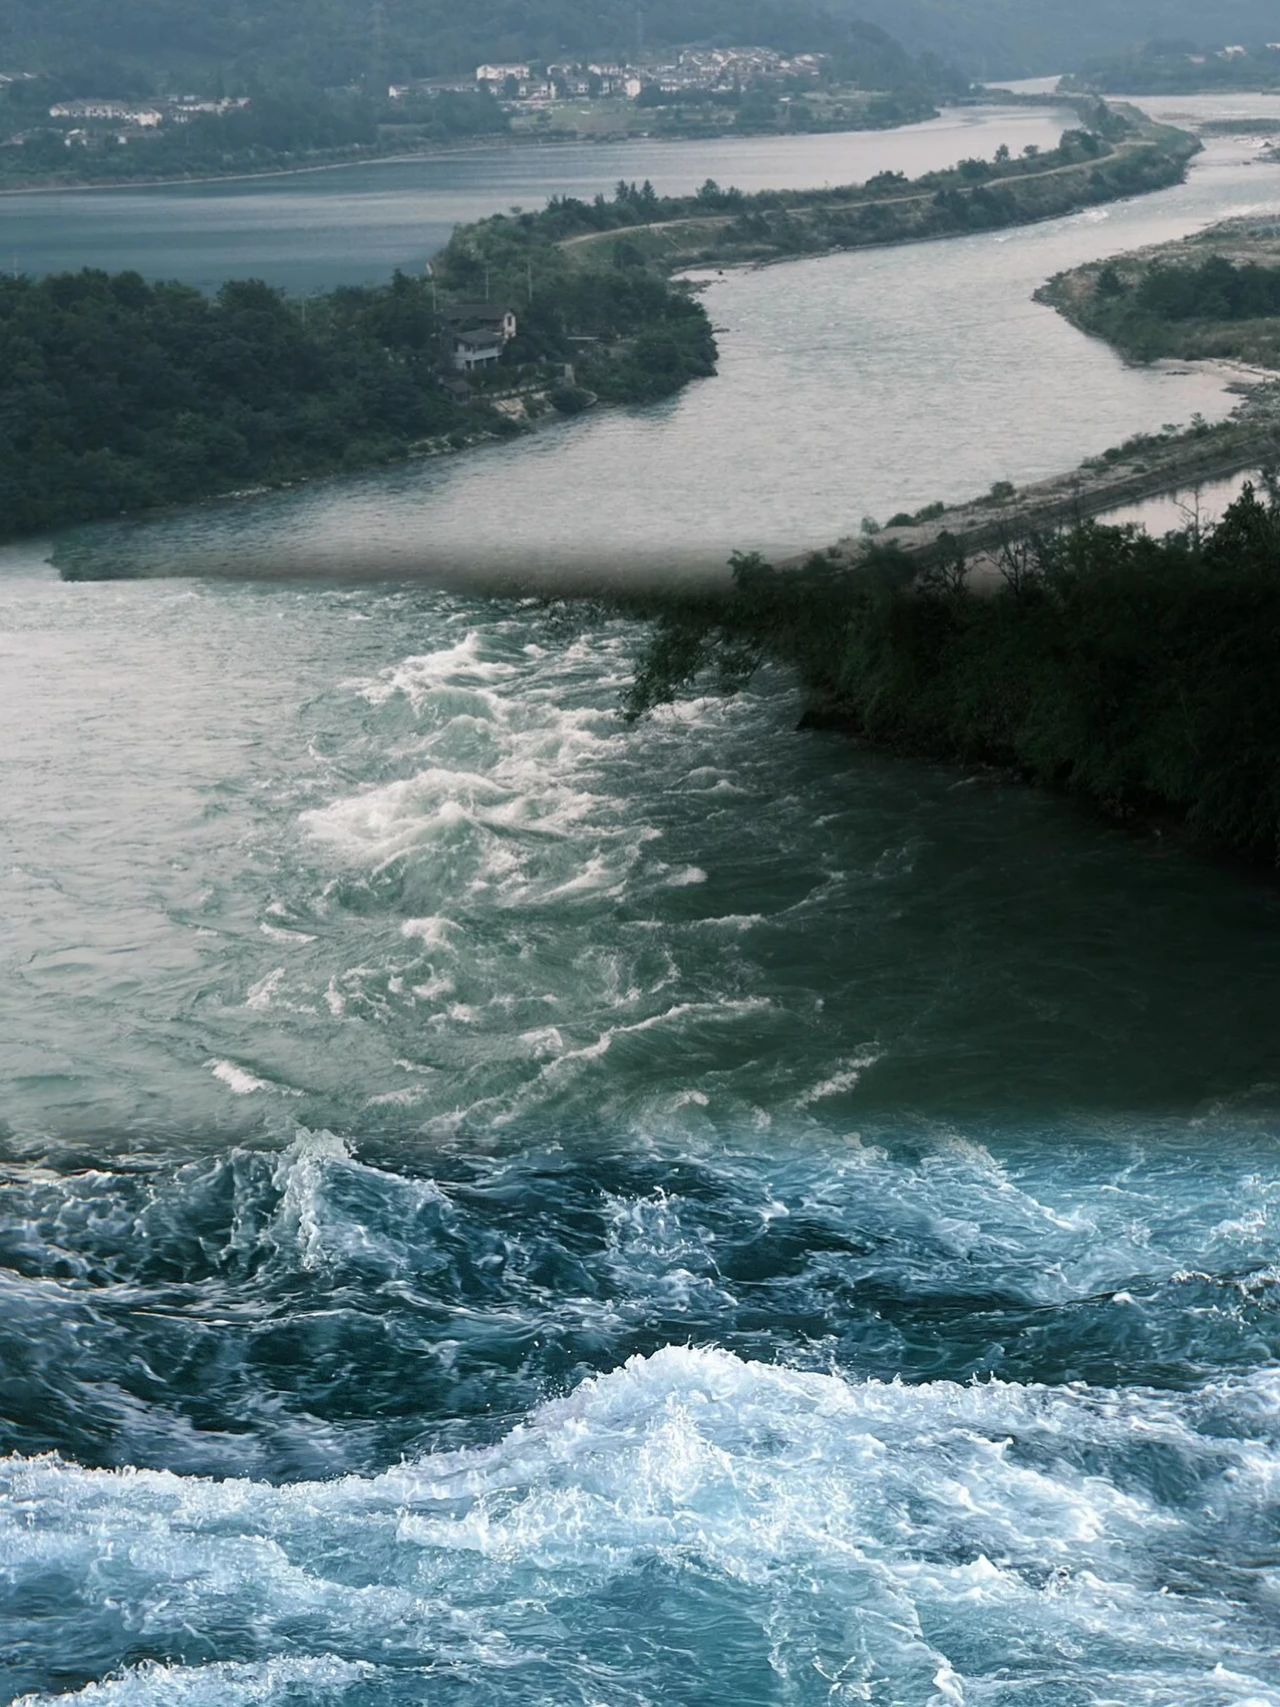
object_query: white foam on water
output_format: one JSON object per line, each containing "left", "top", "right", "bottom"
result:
{"left": 258, "top": 922, "right": 317, "bottom": 944}
{"left": 5, "top": 1347, "right": 1280, "bottom": 1705}
{"left": 357, "top": 631, "right": 518, "bottom": 709}
{"left": 399, "top": 916, "right": 460, "bottom": 950}
{"left": 492, "top": 999, "right": 775, "bottom": 1120}
{"left": 298, "top": 620, "right": 682, "bottom": 933}
{"left": 796, "top": 1050, "right": 882, "bottom": 1107}
{"left": 245, "top": 968, "right": 286, "bottom": 1011}
{"left": 12, "top": 1656, "right": 379, "bottom": 1707}
{"left": 209, "top": 1060, "right": 272, "bottom": 1096}
{"left": 300, "top": 767, "right": 512, "bottom": 869}
{"left": 364, "top": 1087, "right": 425, "bottom": 1109}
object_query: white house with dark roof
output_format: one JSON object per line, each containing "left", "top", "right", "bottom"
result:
{"left": 443, "top": 302, "right": 518, "bottom": 372}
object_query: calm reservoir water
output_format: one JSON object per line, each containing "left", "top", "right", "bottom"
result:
{"left": 4, "top": 98, "right": 1280, "bottom": 1707}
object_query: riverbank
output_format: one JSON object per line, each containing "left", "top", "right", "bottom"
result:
{"left": 1038, "top": 216, "right": 1280, "bottom": 370}
{"left": 0, "top": 93, "right": 948, "bottom": 197}
{"left": 621, "top": 468, "right": 1280, "bottom": 869}
{"left": 9, "top": 100, "right": 1188, "bottom": 543}
{"left": 0, "top": 136, "right": 534, "bottom": 196}
{"left": 554, "top": 104, "right": 1197, "bottom": 270}
{"left": 801, "top": 378, "right": 1280, "bottom": 577}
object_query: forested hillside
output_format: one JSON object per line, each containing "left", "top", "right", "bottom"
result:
{"left": 6, "top": 0, "right": 1277, "bottom": 86}
{"left": 0, "top": 0, "right": 947, "bottom": 92}
{"left": 846, "top": 0, "right": 1280, "bottom": 77}
{"left": 1063, "top": 41, "right": 1280, "bottom": 94}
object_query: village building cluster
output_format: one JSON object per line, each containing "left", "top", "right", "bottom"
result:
{"left": 3, "top": 38, "right": 834, "bottom": 159}
{"left": 391, "top": 46, "right": 828, "bottom": 111}
{"left": 40, "top": 95, "right": 250, "bottom": 148}
{"left": 1184, "top": 42, "right": 1280, "bottom": 62}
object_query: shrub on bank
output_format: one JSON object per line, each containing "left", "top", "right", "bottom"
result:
{"left": 625, "top": 486, "right": 1280, "bottom": 864}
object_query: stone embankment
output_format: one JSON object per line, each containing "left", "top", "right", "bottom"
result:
{"left": 800, "top": 386, "right": 1280, "bottom": 581}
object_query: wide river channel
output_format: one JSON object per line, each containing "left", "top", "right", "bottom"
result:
{"left": 4, "top": 93, "right": 1280, "bottom": 1707}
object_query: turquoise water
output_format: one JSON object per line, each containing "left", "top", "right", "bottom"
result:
{"left": 5, "top": 98, "right": 1280, "bottom": 1706}
{"left": 4, "top": 570, "right": 1280, "bottom": 1705}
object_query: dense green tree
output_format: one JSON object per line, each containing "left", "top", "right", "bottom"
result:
{"left": 1, "top": 1, "right": 954, "bottom": 89}
{"left": 842, "top": 0, "right": 1280, "bottom": 77}
{"left": 624, "top": 485, "right": 1280, "bottom": 863}
{"left": 0, "top": 268, "right": 480, "bottom": 536}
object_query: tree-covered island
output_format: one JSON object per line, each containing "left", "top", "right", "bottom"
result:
{"left": 1, "top": 103, "right": 1200, "bottom": 540}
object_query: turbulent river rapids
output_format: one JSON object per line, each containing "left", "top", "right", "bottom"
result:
{"left": 5, "top": 91, "right": 1280, "bottom": 1707}
{"left": 4, "top": 575, "right": 1280, "bottom": 1706}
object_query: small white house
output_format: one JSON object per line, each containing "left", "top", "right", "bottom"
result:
{"left": 444, "top": 303, "right": 518, "bottom": 373}
{"left": 452, "top": 330, "right": 504, "bottom": 372}
{"left": 476, "top": 64, "right": 531, "bottom": 86}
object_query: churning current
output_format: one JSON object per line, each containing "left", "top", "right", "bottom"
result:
{"left": 5, "top": 573, "right": 1280, "bottom": 1707}
{"left": 5, "top": 96, "right": 1280, "bottom": 1707}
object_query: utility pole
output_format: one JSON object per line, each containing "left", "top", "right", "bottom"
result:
{"left": 635, "top": 3, "right": 646, "bottom": 63}
{"left": 368, "top": 0, "right": 388, "bottom": 98}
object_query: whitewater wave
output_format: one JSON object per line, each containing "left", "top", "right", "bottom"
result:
{"left": 12, "top": 1657, "right": 380, "bottom": 1707}
{"left": 4, "top": 1346, "right": 1280, "bottom": 1705}
{"left": 6, "top": 1126, "right": 1280, "bottom": 1488}
{"left": 209, "top": 1059, "right": 275, "bottom": 1095}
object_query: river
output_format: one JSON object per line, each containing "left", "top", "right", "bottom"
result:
{"left": 5, "top": 103, "right": 1075, "bottom": 293}
{"left": 10, "top": 97, "right": 1280, "bottom": 584}
{"left": 4, "top": 98, "right": 1280, "bottom": 1707}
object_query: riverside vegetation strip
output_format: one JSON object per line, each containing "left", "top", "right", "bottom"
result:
{"left": 547, "top": 101, "right": 1194, "bottom": 267}
{"left": 621, "top": 480, "right": 1280, "bottom": 868}
{"left": 1038, "top": 217, "right": 1280, "bottom": 371}
{"left": 0, "top": 102, "right": 1200, "bottom": 539}
{"left": 615, "top": 201, "right": 1280, "bottom": 869}
{"left": 616, "top": 207, "right": 1280, "bottom": 869}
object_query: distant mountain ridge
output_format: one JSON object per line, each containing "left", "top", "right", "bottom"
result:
{"left": 9, "top": 0, "right": 1277, "bottom": 100}
{"left": 841, "top": 0, "right": 1280, "bottom": 78}
{"left": 0, "top": 0, "right": 949, "bottom": 91}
